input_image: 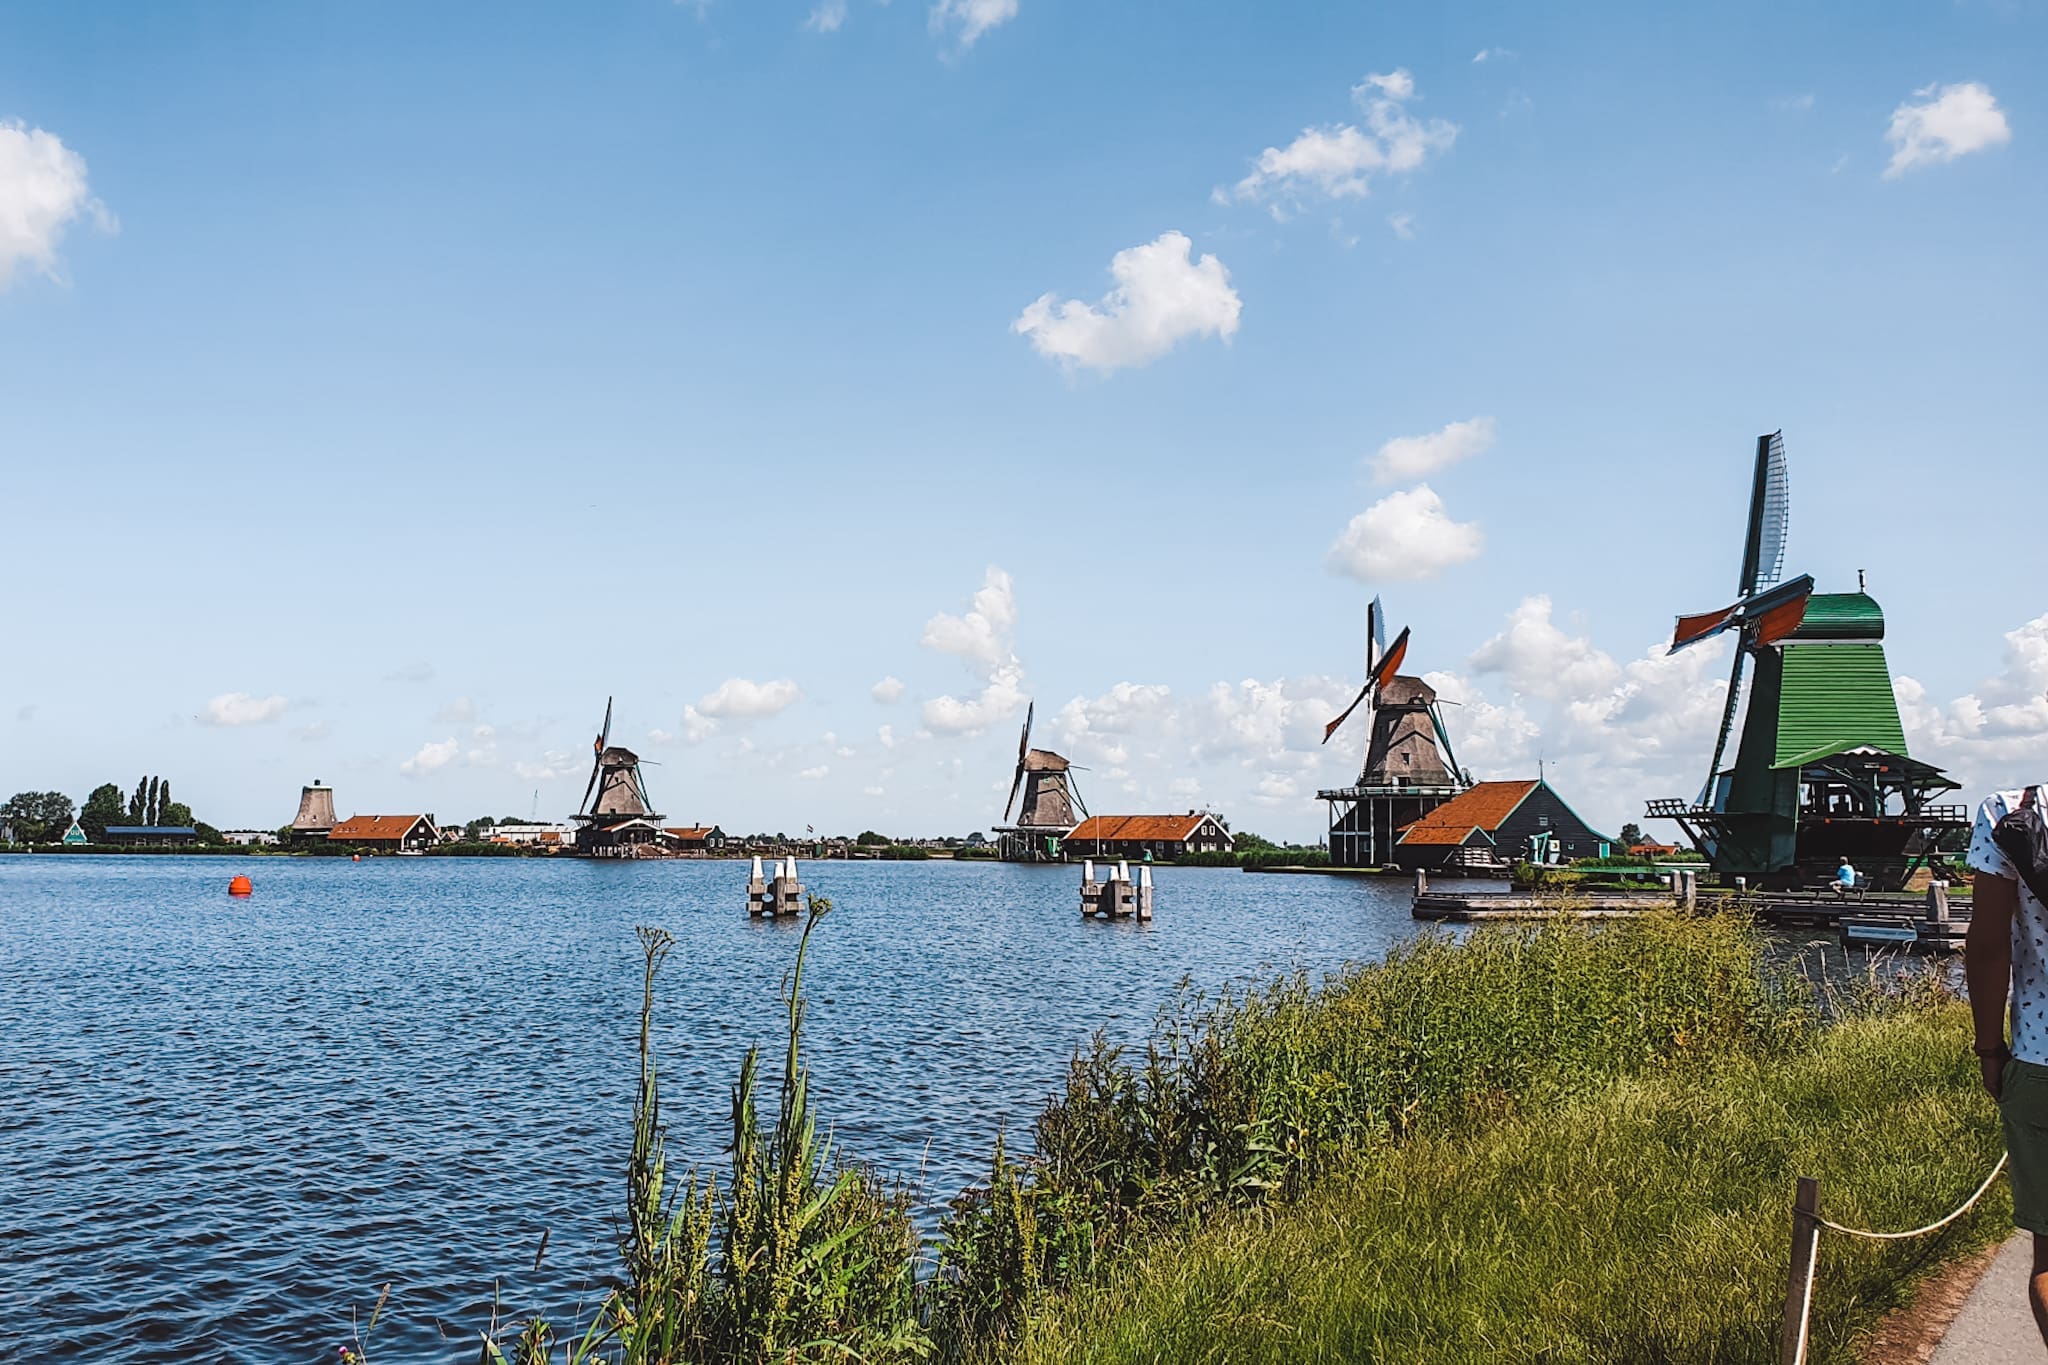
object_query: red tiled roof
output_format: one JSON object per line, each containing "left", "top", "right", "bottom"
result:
{"left": 666, "top": 826, "right": 719, "bottom": 840}
{"left": 1066, "top": 814, "right": 1214, "bottom": 843}
{"left": 1396, "top": 781, "right": 1539, "bottom": 847}
{"left": 329, "top": 815, "right": 429, "bottom": 842}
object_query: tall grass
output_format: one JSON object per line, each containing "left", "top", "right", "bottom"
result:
{"left": 1008, "top": 1004, "right": 2003, "bottom": 1364}
{"left": 463, "top": 908, "right": 1974, "bottom": 1365}
{"left": 492, "top": 901, "right": 927, "bottom": 1364}
{"left": 929, "top": 913, "right": 1810, "bottom": 1350}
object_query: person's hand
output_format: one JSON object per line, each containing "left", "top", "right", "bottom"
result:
{"left": 1981, "top": 1051, "right": 2009, "bottom": 1101}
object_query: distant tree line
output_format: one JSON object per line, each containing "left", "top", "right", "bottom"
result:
{"left": 1, "top": 775, "right": 223, "bottom": 846}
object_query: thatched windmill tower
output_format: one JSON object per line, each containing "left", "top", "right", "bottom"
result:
{"left": 291, "top": 780, "right": 338, "bottom": 846}
{"left": 572, "top": 698, "right": 666, "bottom": 856}
{"left": 994, "top": 702, "right": 1087, "bottom": 861}
{"left": 1316, "top": 598, "right": 1469, "bottom": 867}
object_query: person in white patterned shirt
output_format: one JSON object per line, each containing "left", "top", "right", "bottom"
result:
{"left": 1966, "top": 786, "right": 2048, "bottom": 1345}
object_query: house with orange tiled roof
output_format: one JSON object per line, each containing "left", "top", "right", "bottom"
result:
{"left": 328, "top": 813, "right": 440, "bottom": 853}
{"left": 1064, "top": 812, "right": 1233, "bottom": 862}
{"left": 1392, "top": 779, "right": 1609, "bottom": 873}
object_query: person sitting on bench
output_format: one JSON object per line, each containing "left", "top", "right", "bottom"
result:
{"left": 1834, "top": 859, "right": 1858, "bottom": 895}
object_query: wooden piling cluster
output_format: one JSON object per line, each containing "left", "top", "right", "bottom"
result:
{"left": 1080, "top": 859, "right": 1153, "bottom": 920}
{"left": 747, "top": 856, "right": 806, "bottom": 918}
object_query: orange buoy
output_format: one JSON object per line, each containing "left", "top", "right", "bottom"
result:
{"left": 228, "top": 875, "right": 254, "bottom": 897}
{"left": 352, "top": 854, "right": 361, "bottom": 863}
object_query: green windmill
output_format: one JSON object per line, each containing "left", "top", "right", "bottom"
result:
{"left": 1646, "top": 433, "right": 1968, "bottom": 889}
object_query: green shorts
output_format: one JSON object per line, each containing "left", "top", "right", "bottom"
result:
{"left": 2003, "top": 1058, "right": 2048, "bottom": 1235}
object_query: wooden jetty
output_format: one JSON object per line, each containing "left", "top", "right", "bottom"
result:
{"left": 1081, "top": 859, "right": 1153, "bottom": 921}
{"left": 747, "top": 856, "right": 806, "bottom": 918}
{"left": 1412, "top": 868, "right": 1969, "bottom": 952}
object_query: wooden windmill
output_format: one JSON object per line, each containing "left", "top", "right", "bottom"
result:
{"left": 571, "top": 697, "right": 667, "bottom": 856}
{"left": 1317, "top": 597, "right": 1469, "bottom": 867}
{"left": 1646, "top": 433, "right": 1965, "bottom": 886}
{"left": 995, "top": 702, "right": 1086, "bottom": 861}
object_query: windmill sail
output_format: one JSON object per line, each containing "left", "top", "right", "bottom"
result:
{"left": 1739, "top": 431, "right": 1790, "bottom": 596}
{"left": 1003, "top": 703, "right": 1033, "bottom": 821}
{"left": 1325, "top": 625, "right": 1410, "bottom": 744}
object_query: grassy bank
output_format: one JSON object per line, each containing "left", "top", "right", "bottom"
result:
{"left": 1010, "top": 1004, "right": 2002, "bottom": 1364}
{"left": 455, "top": 911, "right": 1993, "bottom": 1364}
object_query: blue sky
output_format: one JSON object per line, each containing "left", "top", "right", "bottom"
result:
{"left": 1, "top": 0, "right": 2042, "bottom": 839}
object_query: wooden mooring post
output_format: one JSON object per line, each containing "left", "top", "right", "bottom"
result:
{"left": 747, "top": 856, "right": 805, "bottom": 917}
{"left": 1080, "top": 860, "right": 1153, "bottom": 920}
{"left": 1926, "top": 878, "right": 1951, "bottom": 926}
{"left": 1778, "top": 1175, "right": 1820, "bottom": 1365}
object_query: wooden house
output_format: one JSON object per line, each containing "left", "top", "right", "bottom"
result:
{"left": 1063, "top": 813, "right": 1234, "bottom": 862}
{"left": 664, "top": 825, "right": 728, "bottom": 853}
{"left": 1391, "top": 779, "right": 1609, "bottom": 873}
{"left": 328, "top": 814, "right": 440, "bottom": 853}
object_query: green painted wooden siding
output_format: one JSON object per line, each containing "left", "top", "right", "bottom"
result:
{"left": 1772, "top": 642, "right": 1907, "bottom": 767}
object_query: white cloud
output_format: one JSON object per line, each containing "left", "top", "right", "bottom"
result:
{"left": 1899, "top": 611, "right": 2048, "bottom": 783}
{"left": 294, "top": 721, "right": 330, "bottom": 742}
{"left": 1884, "top": 82, "right": 2010, "bottom": 178}
{"left": 805, "top": 0, "right": 847, "bottom": 31}
{"left": 384, "top": 661, "right": 434, "bottom": 683}
{"left": 930, "top": 0, "right": 1016, "bottom": 47}
{"left": 1467, "top": 595, "right": 1621, "bottom": 703}
{"left": 1472, "top": 47, "right": 1514, "bottom": 63}
{"left": 0, "top": 120, "right": 113, "bottom": 289}
{"left": 1386, "top": 211, "right": 1415, "bottom": 239}
{"left": 799, "top": 765, "right": 831, "bottom": 780}
{"left": 871, "top": 676, "right": 906, "bottom": 704}
{"left": 1326, "top": 484, "right": 1484, "bottom": 583}
{"left": 921, "top": 567, "right": 1018, "bottom": 676}
{"left": 1014, "top": 231, "right": 1241, "bottom": 373}
{"left": 921, "top": 567, "right": 1029, "bottom": 735}
{"left": 697, "top": 677, "right": 802, "bottom": 719}
{"left": 1226, "top": 69, "right": 1456, "bottom": 207}
{"left": 513, "top": 749, "right": 583, "bottom": 781}
{"left": 435, "top": 697, "right": 476, "bottom": 723}
{"left": 863, "top": 784, "right": 886, "bottom": 797}
{"left": 401, "top": 737, "right": 461, "bottom": 776}
{"left": 200, "top": 692, "right": 289, "bottom": 727}
{"left": 878, "top": 723, "right": 898, "bottom": 749}
{"left": 1774, "top": 93, "right": 1817, "bottom": 112}
{"left": 1371, "top": 415, "right": 1495, "bottom": 482}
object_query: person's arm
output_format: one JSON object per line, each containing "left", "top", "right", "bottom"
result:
{"left": 1968, "top": 869, "right": 2019, "bottom": 1098}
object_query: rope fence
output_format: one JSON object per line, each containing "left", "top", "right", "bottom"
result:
{"left": 1779, "top": 1154, "right": 2009, "bottom": 1365}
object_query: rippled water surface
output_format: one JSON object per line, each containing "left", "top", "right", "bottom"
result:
{"left": 2, "top": 855, "right": 1467, "bottom": 1361}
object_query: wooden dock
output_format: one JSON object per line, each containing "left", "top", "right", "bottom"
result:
{"left": 1412, "top": 871, "right": 1969, "bottom": 952}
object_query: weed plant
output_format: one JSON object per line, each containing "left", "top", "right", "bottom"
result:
{"left": 487, "top": 901, "right": 927, "bottom": 1364}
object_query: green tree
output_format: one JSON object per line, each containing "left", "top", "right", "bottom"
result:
{"left": 129, "top": 777, "right": 147, "bottom": 823}
{"left": 856, "top": 830, "right": 889, "bottom": 846}
{"left": 80, "top": 783, "right": 127, "bottom": 840}
{"left": 1617, "top": 821, "right": 1645, "bottom": 849}
{"left": 2, "top": 791, "right": 76, "bottom": 843}
{"left": 193, "top": 821, "right": 225, "bottom": 845}
{"left": 145, "top": 776, "right": 161, "bottom": 826}
{"left": 162, "top": 801, "right": 195, "bottom": 828}
{"left": 157, "top": 779, "right": 172, "bottom": 825}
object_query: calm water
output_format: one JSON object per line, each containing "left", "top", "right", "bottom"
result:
{"left": 1, "top": 855, "right": 1467, "bottom": 1361}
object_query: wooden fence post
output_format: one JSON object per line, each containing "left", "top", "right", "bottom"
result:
{"left": 1780, "top": 1176, "right": 1820, "bottom": 1365}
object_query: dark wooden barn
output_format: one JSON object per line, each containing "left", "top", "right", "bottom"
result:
{"left": 1392, "top": 779, "right": 1611, "bottom": 873}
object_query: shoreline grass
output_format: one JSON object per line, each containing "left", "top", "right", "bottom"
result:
{"left": 1007, "top": 1004, "right": 2003, "bottom": 1364}
{"left": 454, "top": 909, "right": 1992, "bottom": 1364}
